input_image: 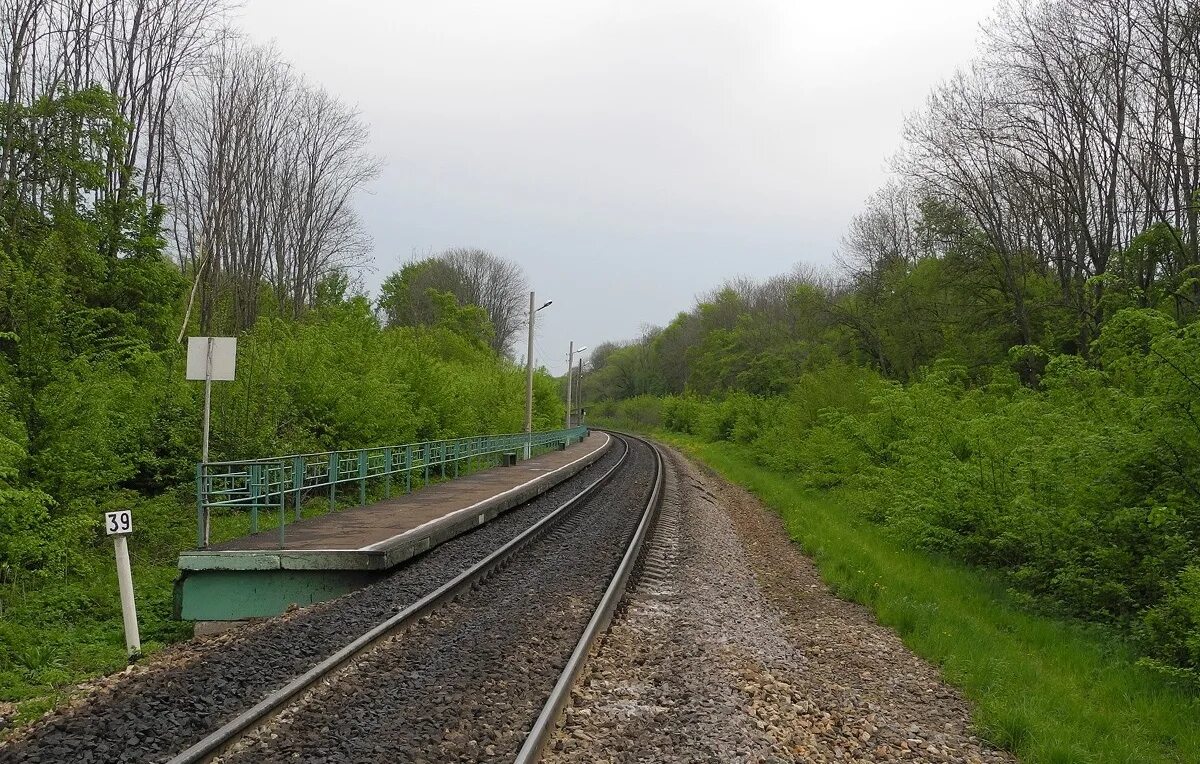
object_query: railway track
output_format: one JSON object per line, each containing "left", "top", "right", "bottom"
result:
{"left": 1, "top": 432, "right": 663, "bottom": 764}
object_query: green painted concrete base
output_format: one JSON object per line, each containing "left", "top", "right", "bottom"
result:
{"left": 173, "top": 568, "right": 381, "bottom": 621}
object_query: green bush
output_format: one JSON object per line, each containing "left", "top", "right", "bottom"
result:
{"left": 624, "top": 311, "right": 1200, "bottom": 674}
{"left": 1139, "top": 566, "right": 1200, "bottom": 671}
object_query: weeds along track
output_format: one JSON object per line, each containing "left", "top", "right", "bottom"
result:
{"left": 0, "top": 433, "right": 661, "bottom": 764}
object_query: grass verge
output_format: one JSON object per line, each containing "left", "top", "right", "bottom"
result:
{"left": 667, "top": 434, "right": 1200, "bottom": 764}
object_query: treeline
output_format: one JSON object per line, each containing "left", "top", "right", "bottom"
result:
{"left": 589, "top": 0, "right": 1200, "bottom": 675}
{"left": 379, "top": 248, "right": 529, "bottom": 355}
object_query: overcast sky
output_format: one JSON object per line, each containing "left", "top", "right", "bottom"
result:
{"left": 238, "top": 0, "right": 997, "bottom": 375}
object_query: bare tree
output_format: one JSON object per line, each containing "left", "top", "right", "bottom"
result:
{"left": 439, "top": 247, "right": 528, "bottom": 354}
{"left": 0, "top": 0, "right": 229, "bottom": 217}
{"left": 838, "top": 180, "right": 923, "bottom": 282}
{"left": 855, "top": 0, "right": 1200, "bottom": 353}
{"left": 279, "top": 84, "right": 378, "bottom": 318}
{"left": 165, "top": 38, "right": 378, "bottom": 332}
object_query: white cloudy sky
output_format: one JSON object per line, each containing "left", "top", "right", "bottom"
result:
{"left": 238, "top": 0, "right": 997, "bottom": 374}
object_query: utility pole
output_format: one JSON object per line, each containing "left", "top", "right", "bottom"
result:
{"left": 565, "top": 342, "right": 587, "bottom": 429}
{"left": 524, "top": 293, "right": 552, "bottom": 458}
{"left": 566, "top": 341, "right": 574, "bottom": 430}
{"left": 525, "top": 292, "right": 536, "bottom": 459}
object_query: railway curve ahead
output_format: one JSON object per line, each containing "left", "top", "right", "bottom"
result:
{"left": 0, "top": 432, "right": 662, "bottom": 764}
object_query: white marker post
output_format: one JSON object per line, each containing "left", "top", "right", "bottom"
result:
{"left": 105, "top": 510, "right": 140, "bottom": 659}
{"left": 186, "top": 336, "right": 237, "bottom": 546}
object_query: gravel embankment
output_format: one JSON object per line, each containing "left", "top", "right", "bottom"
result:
{"left": 544, "top": 444, "right": 1015, "bottom": 764}
{"left": 0, "top": 440, "right": 624, "bottom": 764}
{"left": 218, "top": 436, "right": 658, "bottom": 763}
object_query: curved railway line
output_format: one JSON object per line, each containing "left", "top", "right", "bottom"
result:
{"left": 0, "top": 432, "right": 664, "bottom": 764}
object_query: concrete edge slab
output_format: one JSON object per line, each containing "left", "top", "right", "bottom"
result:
{"left": 177, "top": 553, "right": 282, "bottom": 571}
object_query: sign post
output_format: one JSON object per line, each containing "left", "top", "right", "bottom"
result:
{"left": 105, "top": 510, "right": 140, "bottom": 659}
{"left": 187, "top": 336, "right": 237, "bottom": 546}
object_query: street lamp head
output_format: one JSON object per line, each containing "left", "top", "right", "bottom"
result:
{"left": 537, "top": 301, "right": 553, "bottom": 311}
{"left": 577, "top": 346, "right": 588, "bottom": 353}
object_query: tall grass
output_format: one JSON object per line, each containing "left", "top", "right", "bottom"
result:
{"left": 671, "top": 435, "right": 1200, "bottom": 764}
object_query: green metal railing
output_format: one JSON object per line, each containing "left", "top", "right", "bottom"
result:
{"left": 195, "top": 427, "right": 589, "bottom": 548}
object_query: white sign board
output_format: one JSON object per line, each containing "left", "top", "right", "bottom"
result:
{"left": 105, "top": 510, "right": 133, "bottom": 536}
{"left": 186, "top": 337, "right": 237, "bottom": 381}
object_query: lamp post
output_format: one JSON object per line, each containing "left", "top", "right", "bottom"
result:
{"left": 524, "top": 292, "right": 552, "bottom": 458}
{"left": 576, "top": 356, "right": 584, "bottom": 424}
{"left": 566, "top": 343, "right": 587, "bottom": 429}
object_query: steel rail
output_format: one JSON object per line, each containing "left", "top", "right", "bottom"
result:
{"left": 513, "top": 433, "right": 665, "bottom": 764}
{"left": 165, "top": 434, "right": 630, "bottom": 764}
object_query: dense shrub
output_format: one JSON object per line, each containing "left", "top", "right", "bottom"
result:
{"left": 636, "top": 310, "right": 1200, "bottom": 675}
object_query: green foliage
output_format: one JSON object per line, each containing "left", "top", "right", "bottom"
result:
{"left": 1, "top": 290, "right": 562, "bottom": 708}
{"left": 0, "top": 87, "right": 566, "bottom": 713}
{"left": 614, "top": 311, "right": 1200, "bottom": 677}
{"left": 587, "top": 211, "right": 1200, "bottom": 683}
{"left": 1139, "top": 566, "right": 1200, "bottom": 671}
{"left": 0, "top": 390, "right": 58, "bottom": 577}
{"left": 1101, "top": 223, "right": 1193, "bottom": 318}
{"left": 207, "top": 297, "right": 549, "bottom": 457}
{"left": 376, "top": 250, "right": 522, "bottom": 355}
{"left": 424, "top": 290, "right": 495, "bottom": 349}
{"left": 0, "top": 86, "right": 127, "bottom": 210}
{"left": 378, "top": 259, "right": 461, "bottom": 329}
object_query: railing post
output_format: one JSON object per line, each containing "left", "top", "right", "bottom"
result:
{"left": 249, "top": 463, "right": 261, "bottom": 534}
{"left": 424, "top": 444, "right": 430, "bottom": 486}
{"left": 277, "top": 463, "right": 286, "bottom": 548}
{"left": 384, "top": 447, "right": 393, "bottom": 499}
{"left": 329, "top": 454, "right": 338, "bottom": 512}
{"left": 195, "top": 464, "right": 205, "bottom": 549}
{"left": 405, "top": 444, "right": 413, "bottom": 493}
{"left": 293, "top": 456, "right": 304, "bottom": 521}
{"left": 358, "top": 450, "right": 368, "bottom": 506}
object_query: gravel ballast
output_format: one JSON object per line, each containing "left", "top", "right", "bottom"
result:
{"left": 0, "top": 440, "right": 626, "bottom": 764}
{"left": 544, "top": 444, "right": 1015, "bottom": 764}
{"left": 218, "top": 436, "right": 658, "bottom": 763}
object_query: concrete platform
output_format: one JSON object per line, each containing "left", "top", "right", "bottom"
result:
{"left": 174, "top": 431, "right": 611, "bottom": 621}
